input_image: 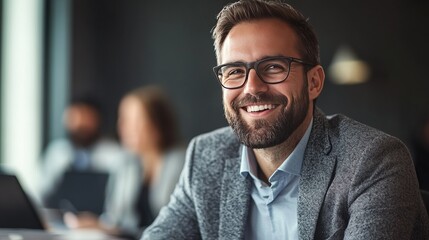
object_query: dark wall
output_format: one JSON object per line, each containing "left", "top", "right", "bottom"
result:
{"left": 71, "top": 0, "right": 231, "bottom": 142}
{"left": 289, "top": 0, "right": 429, "bottom": 145}
{"left": 70, "top": 0, "right": 429, "bottom": 147}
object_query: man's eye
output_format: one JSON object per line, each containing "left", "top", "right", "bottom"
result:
{"left": 263, "top": 64, "right": 286, "bottom": 73}
{"left": 227, "top": 68, "right": 245, "bottom": 76}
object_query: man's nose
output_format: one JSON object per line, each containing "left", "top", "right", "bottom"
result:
{"left": 243, "top": 69, "right": 268, "bottom": 95}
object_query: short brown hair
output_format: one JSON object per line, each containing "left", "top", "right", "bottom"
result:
{"left": 212, "top": 0, "right": 320, "bottom": 65}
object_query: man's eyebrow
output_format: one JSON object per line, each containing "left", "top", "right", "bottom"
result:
{"left": 222, "top": 55, "right": 286, "bottom": 65}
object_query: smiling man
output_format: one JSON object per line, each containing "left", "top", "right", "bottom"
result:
{"left": 142, "top": 1, "right": 429, "bottom": 239}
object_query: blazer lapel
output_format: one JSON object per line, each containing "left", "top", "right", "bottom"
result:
{"left": 218, "top": 156, "right": 252, "bottom": 240}
{"left": 298, "top": 109, "right": 336, "bottom": 240}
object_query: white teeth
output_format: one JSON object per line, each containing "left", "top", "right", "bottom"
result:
{"left": 246, "top": 104, "right": 275, "bottom": 112}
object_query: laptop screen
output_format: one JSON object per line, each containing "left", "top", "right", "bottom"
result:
{"left": 0, "top": 174, "right": 45, "bottom": 229}
{"left": 45, "top": 171, "right": 109, "bottom": 215}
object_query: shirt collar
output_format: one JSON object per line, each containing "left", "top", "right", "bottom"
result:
{"left": 240, "top": 118, "right": 313, "bottom": 178}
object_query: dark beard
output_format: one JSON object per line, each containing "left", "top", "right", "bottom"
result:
{"left": 224, "top": 82, "right": 309, "bottom": 149}
{"left": 68, "top": 129, "right": 100, "bottom": 148}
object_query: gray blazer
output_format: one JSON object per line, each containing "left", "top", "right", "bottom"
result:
{"left": 143, "top": 109, "right": 429, "bottom": 240}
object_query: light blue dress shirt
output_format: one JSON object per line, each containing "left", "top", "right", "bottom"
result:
{"left": 240, "top": 119, "right": 313, "bottom": 240}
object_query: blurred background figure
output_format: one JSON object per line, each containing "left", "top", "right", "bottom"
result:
{"left": 113, "top": 85, "right": 186, "bottom": 236}
{"left": 413, "top": 114, "right": 429, "bottom": 191}
{"left": 63, "top": 86, "right": 186, "bottom": 239}
{"left": 37, "top": 96, "right": 128, "bottom": 227}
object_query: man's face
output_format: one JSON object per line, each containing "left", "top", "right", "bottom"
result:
{"left": 64, "top": 104, "right": 100, "bottom": 147}
{"left": 220, "top": 18, "right": 312, "bottom": 148}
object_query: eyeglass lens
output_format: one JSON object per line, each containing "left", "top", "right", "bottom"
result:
{"left": 217, "top": 58, "right": 291, "bottom": 88}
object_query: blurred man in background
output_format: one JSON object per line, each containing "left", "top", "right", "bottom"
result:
{"left": 38, "top": 96, "right": 128, "bottom": 228}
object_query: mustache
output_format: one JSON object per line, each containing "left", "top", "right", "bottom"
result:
{"left": 231, "top": 93, "right": 288, "bottom": 111}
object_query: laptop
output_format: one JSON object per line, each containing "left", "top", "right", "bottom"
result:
{"left": 0, "top": 173, "right": 45, "bottom": 229}
{"left": 45, "top": 171, "right": 109, "bottom": 215}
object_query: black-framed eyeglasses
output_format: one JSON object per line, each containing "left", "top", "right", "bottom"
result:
{"left": 213, "top": 56, "right": 315, "bottom": 89}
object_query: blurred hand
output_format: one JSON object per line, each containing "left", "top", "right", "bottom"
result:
{"left": 63, "top": 211, "right": 120, "bottom": 236}
{"left": 63, "top": 211, "right": 100, "bottom": 229}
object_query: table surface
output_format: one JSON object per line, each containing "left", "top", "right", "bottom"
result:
{"left": 0, "top": 229, "right": 127, "bottom": 240}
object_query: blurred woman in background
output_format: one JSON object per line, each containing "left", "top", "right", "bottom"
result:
{"left": 67, "top": 86, "right": 186, "bottom": 239}
{"left": 115, "top": 85, "right": 185, "bottom": 229}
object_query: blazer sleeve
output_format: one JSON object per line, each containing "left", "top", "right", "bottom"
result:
{"left": 142, "top": 138, "right": 201, "bottom": 240}
{"left": 344, "top": 135, "right": 429, "bottom": 239}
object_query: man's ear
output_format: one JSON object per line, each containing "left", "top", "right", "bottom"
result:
{"left": 307, "top": 65, "right": 325, "bottom": 101}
